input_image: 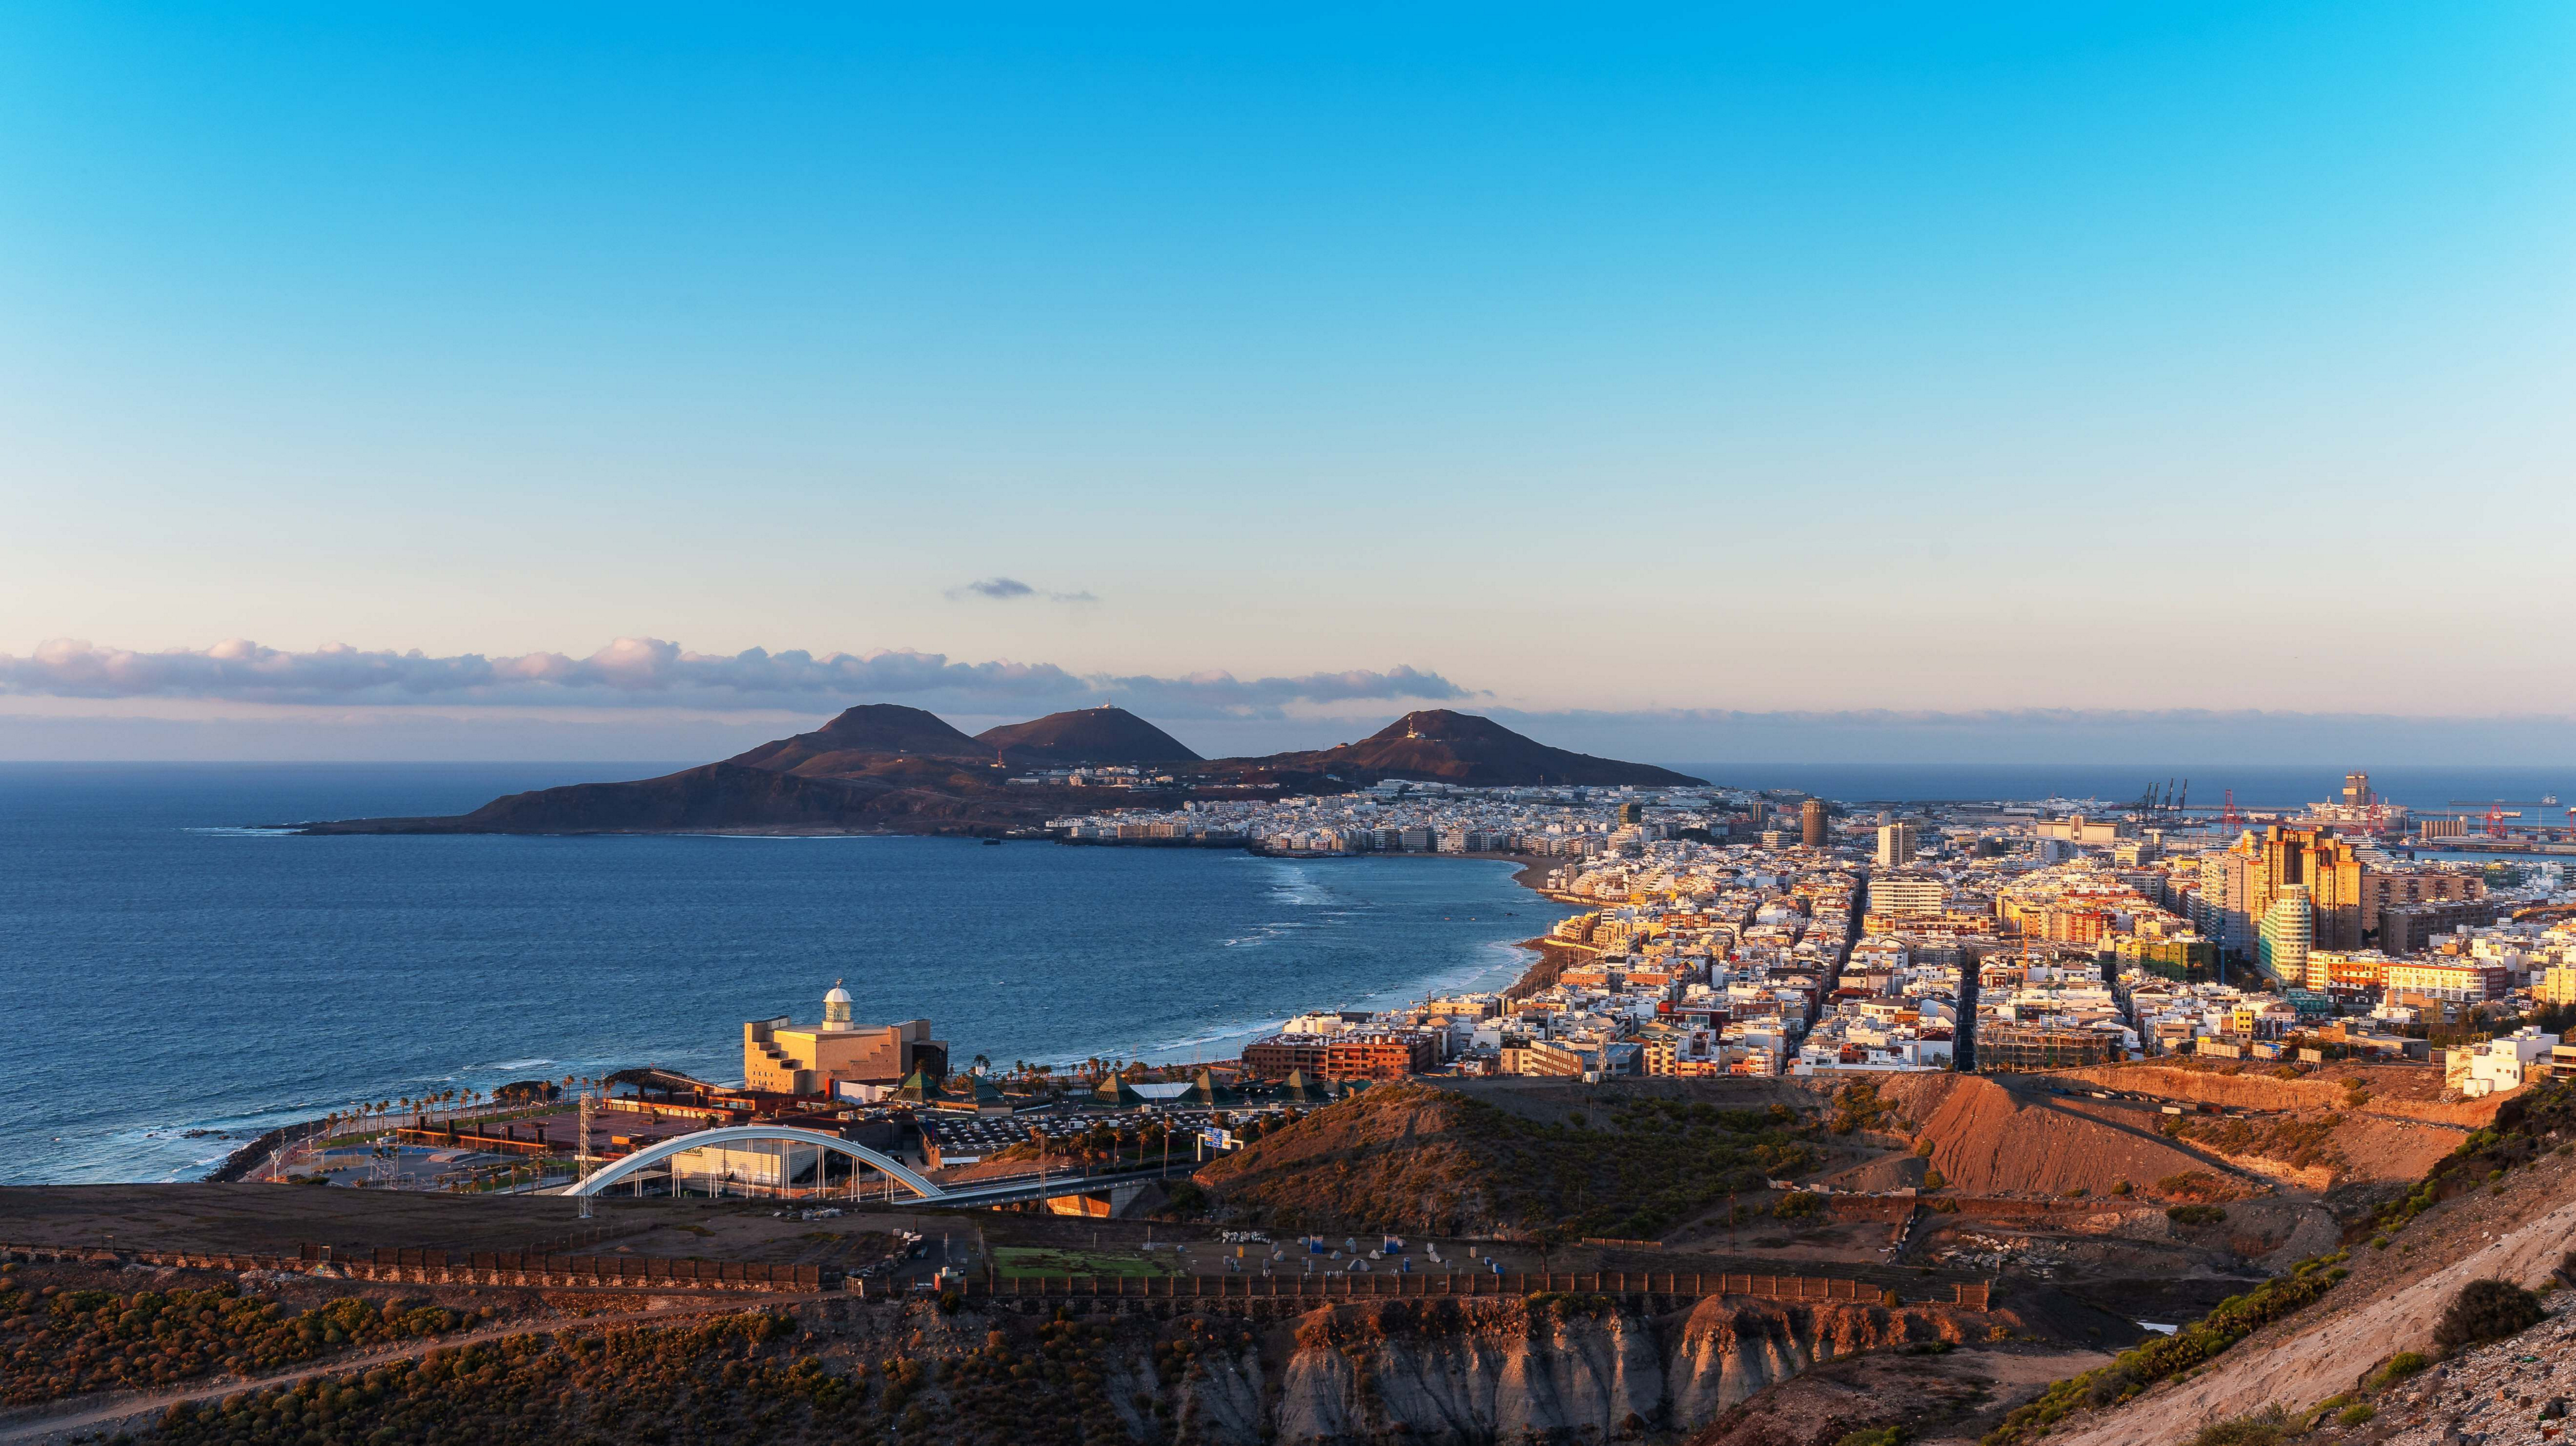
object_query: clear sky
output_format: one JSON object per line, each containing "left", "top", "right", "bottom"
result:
{"left": 3, "top": 4, "right": 2573, "bottom": 760}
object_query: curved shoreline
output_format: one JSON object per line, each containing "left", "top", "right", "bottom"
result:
{"left": 1103, "top": 851, "right": 1577, "bottom": 1068}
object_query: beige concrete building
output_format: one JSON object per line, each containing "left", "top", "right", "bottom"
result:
{"left": 743, "top": 983, "right": 945, "bottom": 1097}
{"left": 2036, "top": 815, "right": 2131, "bottom": 845}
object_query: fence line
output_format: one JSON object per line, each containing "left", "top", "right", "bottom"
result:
{"left": 987, "top": 1269, "right": 1988, "bottom": 1308}
{"left": 0, "top": 1242, "right": 1989, "bottom": 1310}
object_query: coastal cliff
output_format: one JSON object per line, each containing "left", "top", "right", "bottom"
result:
{"left": 1242, "top": 1296, "right": 1970, "bottom": 1446}
{"left": 903, "top": 1295, "right": 2025, "bottom": 1446}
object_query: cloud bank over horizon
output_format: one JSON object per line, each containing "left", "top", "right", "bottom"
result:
{"left": 0, "top": 638, "right": 1469, "bottom": 719}
{"left": 1, "top": 638, "right": 2572, "bottom": 766}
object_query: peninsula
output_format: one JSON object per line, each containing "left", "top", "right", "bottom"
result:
{"left": 289, "top": 708, "right": 1704, "bottom": 836}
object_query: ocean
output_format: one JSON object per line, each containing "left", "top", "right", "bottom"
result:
{"left": 0, "top": 764, "right": 1566, "bottom": 1186}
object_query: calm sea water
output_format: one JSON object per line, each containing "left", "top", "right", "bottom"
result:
{"left": 0, "top": 765, "right": 1566, "bottom": 1186}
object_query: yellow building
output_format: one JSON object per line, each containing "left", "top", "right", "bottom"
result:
{"left": 743, "top": 983, "right": 945, "bottom": 1097}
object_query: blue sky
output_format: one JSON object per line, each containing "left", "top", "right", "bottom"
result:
{"left": 3, "top": 4, "right": 2572, "bottom": 759}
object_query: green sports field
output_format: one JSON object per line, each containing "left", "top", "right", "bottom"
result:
{"left": 991, "top": 1246, "right": 1181, "bottom": 1279}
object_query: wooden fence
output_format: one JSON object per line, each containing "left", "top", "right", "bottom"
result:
{"left": 1, "top": 1242, "right": 1988, "bottom": 1311}
{"left": 989, "top": 1270, "right": 1990, "bottom": 1309}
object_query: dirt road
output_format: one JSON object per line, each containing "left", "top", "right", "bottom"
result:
{"left": 0, "top": 1290, "right": 815, "bottom": 1445}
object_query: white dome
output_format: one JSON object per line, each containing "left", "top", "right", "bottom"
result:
{"left": 823, "top": 985, "right": 853, "bottom": 1005}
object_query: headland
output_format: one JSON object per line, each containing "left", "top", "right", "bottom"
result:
{"left": 286, "top": 707, "right": 1703, "bottom": 837}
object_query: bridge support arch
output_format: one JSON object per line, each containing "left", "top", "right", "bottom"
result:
{"left": 568, "top": 1125, "right": 945, "bottom": 1200}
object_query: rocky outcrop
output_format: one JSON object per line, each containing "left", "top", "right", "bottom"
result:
{"left": 1195, "top": 1296, "right": 1982, "bottom": 1446}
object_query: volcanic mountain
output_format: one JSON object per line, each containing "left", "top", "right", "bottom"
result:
{"left": 1213, "top": 709, "right": 1705, "bottom": 787}
{"left": 974, "top": 706, "right": 1201, "bottom": 767}
{"left": 728, "top": 704, "right": 991, "bottom": 773}
{"left": 293, "top": 706, "right": 1695, "bottom": 834}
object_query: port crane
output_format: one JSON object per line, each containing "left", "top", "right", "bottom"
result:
{"left": 2129, "top": 778, "right": 2189, "bottom": 828}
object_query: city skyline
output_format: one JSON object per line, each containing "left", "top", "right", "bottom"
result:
{"left": 5, "top": 5, "right": 2573, "bottom": 759}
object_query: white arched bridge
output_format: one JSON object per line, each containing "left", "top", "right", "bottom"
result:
{"left": 564, "top": 1124, "right": 1189, "bottom": 1209}
{"left": 570, "top": 1125, "right": 941, "bottom": 1199}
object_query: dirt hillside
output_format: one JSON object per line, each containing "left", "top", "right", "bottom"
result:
{"left": 2007, "top": 1075, "right": 2576, "bottom": 1446}
{"left": 1861, "top": 1074, "right": 2250, "bottom": 1201}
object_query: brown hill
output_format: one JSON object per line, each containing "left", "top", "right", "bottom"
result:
{"left": 1197, "top": 1080, "right": 1814, "bottom": 1239}
{"left": 974, "top": 706, "right": 1201, "bottom": 765}
{"left": 1876, "top": 1074, "right": 2254, "bottom": 1200}
{"left": 727, "top": 704, "right": 990, "bottom": 771}
{"left": 1216, "top": 710, "right": 1706, "bottom": 787}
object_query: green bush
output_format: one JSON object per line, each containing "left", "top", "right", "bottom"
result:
{"left": 2366, "top": 1351, "right": 2428, "bottom": 1390}
{"left": 2433, "top": 1279, "right": 2544, "bottom": 1353}
{"left": 2337, "top": 1402, "right": 2375, "bottom": 1427}
{"left": 2167, "top": 1203, "right": 2226, "bottom": 1226}
{"left": 1773, "top": 1192, "right": 1821, "bottom": 1219}
{"left": 2186, "top": 1405, "right": 2290, "bottom": 1445}
{"left": 1835, "top": 1428, "right": 1904, "bottom": 1446}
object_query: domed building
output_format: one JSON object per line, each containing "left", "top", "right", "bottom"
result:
{"left": 743, "top": 981, "right": 945, "bottom": 1098}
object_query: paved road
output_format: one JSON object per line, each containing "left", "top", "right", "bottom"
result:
{"left": 0, "top": 1290, "right": 818, "bottom": 1445}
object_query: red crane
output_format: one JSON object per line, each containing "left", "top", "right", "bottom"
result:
{"left": 2485, "top": 803, "right": 2507, "bottom": 836}
{"left": 2220, "top": 788, "right": 2241, "bottom": 832}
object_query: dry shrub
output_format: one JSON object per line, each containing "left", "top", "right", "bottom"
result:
{"left": 2432, "top": 1279, "right": 2543, "bottom": 1354}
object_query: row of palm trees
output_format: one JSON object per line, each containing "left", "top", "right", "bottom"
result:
{"left": 994, "top": 1056, "right": 1188, "bottom": 1084}
{"left": 317, "top": 1073, "right": 605, "bottom": 1146}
